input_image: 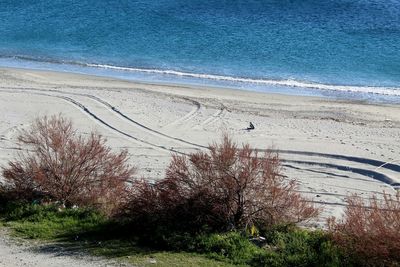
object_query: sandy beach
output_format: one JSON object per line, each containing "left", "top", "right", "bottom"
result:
{"left": 0, "top": 67, "right": 399, "bottom": 226}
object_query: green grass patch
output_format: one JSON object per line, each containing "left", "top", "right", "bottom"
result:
{"left": 1, "top": 202, "right": 107, "bottom": 240}
{"left": 124, "top": 251, "right": 237, "bottom": 267}
{"left": 189, "top": 230, "right": 341, "bottom": 267}
{"left": 259, "top": 227, "right": 342, "bottom": 267}
{"left": 0, "top": 202, "right": 345, "bottom": 267}
{"left": 193, "top": 232, "right": 266, "bottom": 265}
{"left": 0, "top": 202, "right": 236, "bottom": 266}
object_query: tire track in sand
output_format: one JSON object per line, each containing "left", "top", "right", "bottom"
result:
{"left": 162, "top": 98, "right": 202, "bottom": 129}
{"left": 0, "top": 89, "right": 185, "bottom": 155}
{"left": 1, "top": 88, "right": 399, "bottom": 189}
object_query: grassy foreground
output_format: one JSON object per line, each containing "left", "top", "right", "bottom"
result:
{"left": 0, "top": 203, "right": 344, "bottom": 267}
{"left": 0, "top": 203, "right": 236, "bottom": 267}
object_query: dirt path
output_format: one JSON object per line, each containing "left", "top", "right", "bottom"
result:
{"left": 0, "top": 229, "right": 130, "bottom": 267}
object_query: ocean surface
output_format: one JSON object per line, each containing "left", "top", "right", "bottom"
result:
{"left": 1, "top": 0, "right": 400, "bottom": 102}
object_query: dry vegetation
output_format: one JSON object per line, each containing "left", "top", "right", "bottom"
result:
{"left": 122, "top": 135, "right": 318, "bottom": 233}
{"left": 328, "top": 192, "right": 400, "bottom": 266}
{"left": 1, "top": 115, "right": 135, "bottom": 214}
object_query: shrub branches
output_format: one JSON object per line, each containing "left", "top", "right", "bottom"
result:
{"left": 328, "top": 192, "right": 400, "bottom": 266}
{"left": 1, "top": 115, "right": 135, "bottom": 214}
{"left": 122, "top": 135, "right": 318, "bottom": 233}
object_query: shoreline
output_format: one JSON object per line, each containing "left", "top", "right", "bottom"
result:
{"left": 1, "top": 58, "right": 400, "bottom": 104}
{"left": 0, "top": 66, "right": 399, "bottom": 225}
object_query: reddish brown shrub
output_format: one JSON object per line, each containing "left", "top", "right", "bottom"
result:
{"left": 328, "top": 192, "right": 400, "bottom": 266}
{"left": 1, "top": 115, "right": 135, "bottom": 214}
{"left": 123, "top": 135, "right": 318, "bottom": 232}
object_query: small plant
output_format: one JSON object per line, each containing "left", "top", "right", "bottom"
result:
{"left": 328, "top": 192, "right": 400, "bottom": 266}
{"left": 1, "top": 115, "right": 135, "bottom": 215}
{"left": 195, "top": 232, "right": 266, "bottom": 265}
{"left": 264, "top": 228, "right": 341, "bottom": 267}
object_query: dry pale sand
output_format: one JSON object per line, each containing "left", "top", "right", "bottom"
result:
{"left": 0, "top": 67, "right": 399, "bottom": 228}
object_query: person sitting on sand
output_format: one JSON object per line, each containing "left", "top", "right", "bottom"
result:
{"left": 247, "top": 122, "right": 255, "bottom": 130}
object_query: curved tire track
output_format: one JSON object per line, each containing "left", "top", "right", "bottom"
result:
{"left": 0, "top": 89, "right": 185, "bottom": 155}
{"left": 1, "top": 88, "right": 399, "bottom": 189}
{"left": 162, "top": 98, "right": 202, "bottom": 128}
{"left": 276, "top": 149, "right": 400, "bottom": 172}
{"left": 282, "top": 160, "right": 394, "bottom": 185}
{"left": 201, "top": 106, "right": 227, "bottom": 126}
{"left": 1, "top": 87, "right": 206, "bottom": 150}
{"left": 82, "top": 94, "right": 207, "bottom": 149}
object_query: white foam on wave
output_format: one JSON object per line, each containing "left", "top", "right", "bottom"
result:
{"left": 2, "top": 55, "right": 399, "bottom": 97}
{"left": 85, "top": 63, "right": 400, "bottom": 96}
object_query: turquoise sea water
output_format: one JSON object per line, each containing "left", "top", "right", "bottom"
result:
{"left": 1, "top": 0, "right": 400, "bottom": 102}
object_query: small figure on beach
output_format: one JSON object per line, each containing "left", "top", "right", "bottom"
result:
{"left": 247, "top": 122, "right": 255, "bottom": 130}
